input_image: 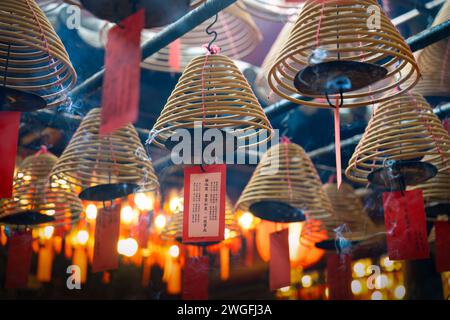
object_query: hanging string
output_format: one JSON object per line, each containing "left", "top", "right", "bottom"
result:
{"left": 334, "top": 96, "right": 342, "bottom": 189}
{"left": 440, "top": 39, "right": 450, "bottom": 87}
{"left": 280, "top": 136, "right": 293, "bottom": 202}
{"left": 315, "top": 1, "right": 325, "bottom": 47}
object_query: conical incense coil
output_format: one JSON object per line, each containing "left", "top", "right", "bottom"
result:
{"left": 141, "top": 2, "right": 262, "bottom": 73}
{"left": 322, "top": 182, "right": 377, "bottom": 240}
{"left": 236, "top": 142, "right": 333, "bottom": 221}
{"left": 50, "top": 108, "right": 159, "bottom": 201}
{"left": 0, "top": 152, "right": 82, "bottom": 227}
{"left": 0, "top": 0, "right": 77, "bottom": 108}
{"left": 406, "top": 1, "right": 450, "bottom": 97}
{"left": 346, "top": 93, "right": 450, "bottom": 184}
{"left": 161, "top": 197, "right": 239, "bottom": 244}
{"left": 149, "top": 54, "right": 273, "bottom": 148}
{"left": 268, "top": 0, "right": 420, "bottom": 108}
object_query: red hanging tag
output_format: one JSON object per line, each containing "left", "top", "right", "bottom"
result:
{"left": 100, "top": 9, "right": 145, "bottom": 135}
{"left": 182, "top": 256, "right": 209, "bottom": 300}
{"left": 326, "top": 253, "right": 352, "bottom": 300}
{"left": 183, "top": 164, "right": 226, "bottom": 244}
{"left": 92, "top": 206, "right": 121, "bottom": 273}
{"left": 0, "top": 112, "right": 20, "bottom": 198}
{"left": 168, "top": 38, "right": 181, "bottom": 73}
{"left": 382, "top": 190, "right": 430, "bottom": 260}
{"left": 435, "top": 221, "right": 450, "bottom": 272}
{"left": 5, "top": 230, "right": 33, "bottom": 289}
{"left": 137, "top": 213, "right": 150, "bottom": 248}
{"left": 334, "top": 97, "right": 342, "bottom": 189}
{"left": 269, "top": 228, "right": 291, "bottom": 291}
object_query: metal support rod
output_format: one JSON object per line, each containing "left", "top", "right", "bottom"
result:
{"left": 263, "top": 19, "right": 450, "bottom": 119}
{"left": 70, "top": 0, "right": 238, "bottom": 97}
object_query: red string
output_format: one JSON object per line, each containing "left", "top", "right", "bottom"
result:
{"left": 280, "top": 136, "right": 293, "bottom": 201}
{"left": 334, "top": 96, "right": 342, "bottom": 189}
{"left": 35, "top": 145, "right": 48, "bottom": 156}
{"left": 315, "top": 1, "right": 326, "bottom": 47}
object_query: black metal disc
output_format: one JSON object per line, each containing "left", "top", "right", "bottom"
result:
{"left": 0, "top": 86, "right": 47, "bottom": 112}
{"left": 0, "top": 211, "right": 55, "bottom": 226}
{"left": 425, "top": 203, "right": 450, "bottom": 218}
{"left": 164, "top": 128, "right": 238, "bottom": 165}
{"left": 294, "top": 61, "right": 388, "bottom": 95}
{"left": 79, "top": 183, "right": 138, "bottom": 201}
{"left": 177, "top": 237, "right": 220, "bottom": 247}
{"left": 249, "top": 201, "right": 306, "bottom": 222}
{"left": 80, "top": 0, "right": 190, "bottom": 28}
{"left": 368, "top": 160, "right": 437, "bottom": 190}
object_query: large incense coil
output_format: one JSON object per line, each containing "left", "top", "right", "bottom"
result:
{"left": 140, "top": 2, "right": 262, "bottom": 73}
{"left": 239, "top": 0, "right": 305, "bottom": 22}
{"left": 255, "top": 22, "right": 294, "bottom": 105}
{"left": 161, "top": 198, "right": 239, "bottom": 244}
{"left": 0, "top": 152, "right": 82, "bottom": 227}
{"left": 0, "top": 0, "right": 77, "bottom": 108}
{"left": 236, "top": 142, "right": 333, "bottom": 220}
{"left": 50, "top": 108, "right": 159, "bottom": 198}
{"left": 346, "top": 93, "right": 450, "bottom": 184}
{"left": 406, "top": 1, "right": 450, "bottom": 97}
{"left": 322, "top": 182, "right": 377, "bottom": 240}
{"left": 268, "top": 0, "right": 420, "bottom": 108}
{"left": 149, "top": 54, "right": 273, "bottom": 148}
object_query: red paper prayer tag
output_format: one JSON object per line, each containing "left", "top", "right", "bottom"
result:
{"left": 326, "top": 253, "right": 352, "bottom": 300}
{"left": 435, "top": 221, "right": 450, "bottom": 272}
{"left": 269, "top": 228, "right": 291, "bottom": 291}
{"left": 137, "top": 213, "right": 151, "bottom": 248}
{"left": 183, "top": 165, "right": 226, "bottom": 244}
{"left": 0, "top": 112, "right": 20, "bottom": 198}
{"left": 100, "top": 9, "right": 145, "bottom": 135}
{"left": 5, "top": 230, "right": 33, "bottom": 289}
{"left": 168, "top": 38, "right": 181, "bottom": 72}
{"left": 92, "top": 206, "right": 121, "bottom": 273}
{"left": 334, "top": 97, "right": 342, "bottom": 189}
{"left": 382, "top": 190, "right": 430, "bottom": 261}
{"left": 182, "top": 256, "right": 209, "bottom": 300}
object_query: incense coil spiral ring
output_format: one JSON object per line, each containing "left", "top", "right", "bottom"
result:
{"left": 0, "top": 152, "right": 82, "bottom": 227}
{"left": 322, "top": 182, "right": 376, "bottom": 240}
{"left": 268, "top": 0, "right": 420, "bottom": 108}
{"left": 238, "top": 0, "right": 305, "bottom": 22}
{"left": 50, "top": 108, "right": 159, "bottom": 194}
{"left": 161, "top": 198, "right": 239, "bottom": 244}
{"left": 141, "top": 2, "right": 262, "bottom": 73}
{"left": 0, "top": 0, "right": 77, "bottom": 108}
{"left": 236, "top": 142, "right": 333, "bottom": 220}
{"left": 150, "top": 54, "right": 273, "bottom": 148}
{"left": 411, "top": 172, "right": 450, "bottom": 206}
{"left": 346, "top": 93, "right": 450, "bottom": 184}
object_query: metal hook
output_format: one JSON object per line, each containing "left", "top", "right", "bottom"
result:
{"left": 325, "top": 89, "right": 344, "bottom": 109}
{"left": 205, "top": 13, "right": 219, "bottom": 52}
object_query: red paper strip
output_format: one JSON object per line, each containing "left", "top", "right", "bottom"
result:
{"left": 435, "top": 221, "right": 450, "bottom": 272}
{"left": 0, "top": 112, "right": 20, "bottom": 198}
{"left": 326, "top": 253, "right": 352, "bottom": 300}
{"left": 334, "top": 97, "right": 342, "bottom": 189}
{"left": 137, "top": 213, "right": 150, "bottom": 248}
{"left": 183, "top": 164, "right": 226, "bottom": 244}
{"left": 269, "top": 228, "right": 291, "bottom": 291}
{"left": 168, "top": 38, "right": 181, "bottom": 72}
{"left": 100, "top": 9, "right": 145, "bottom": 135}
{"left": 182, "top": 256, "right": 209, "bottom": 300}
{"left": 92, "top": 206, "right": 121, "bottom": 273}
{"left": 383, "top": 190, "right": 430, "bottom": 260}
{"left": 5, "top": 230, "right": 33, "bottom": 289}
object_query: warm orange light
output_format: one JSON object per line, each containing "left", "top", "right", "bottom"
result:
{"left": 77, "top": 230, "right": 89, "bottom": 245}
{"left": 118, "top": 238, "right": 138, "bottom": 257}
{"left": 169, "top": 245, "right": 180, "bottom": 258}
{"left": 121, "top": 205, "right": 135, "bottom": 224}
{"left": 43, "top": 226, "right": 54, "bottom": 239}
{"left": 154, "top": 214, "right": 167, "bottom": 230}
{"left": 238, "top": 212, "right": 254, "bottom": 230}
{"left": 169, "top": 196, "right": 183, "bottom": 213}
{"left": 134, "top": 193, "right": 154, "bottom": 211}
{"left": 86, "top": 204, "right": 97, "bottom": 220}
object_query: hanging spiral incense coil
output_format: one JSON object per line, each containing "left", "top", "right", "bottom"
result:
{"left": 0, "top": 152, "right": 82, "bottom": 227}
{"left": 161, "top": 197, "right": 239, "bottom": 245}
{"left": 236, "top": 142, "right": 333, "bottom": 221}
{"left": 140, "top": 2, "right": 262, "bottom": 73}
{"left": 407, "top": 1, "right": 450, "bottom": 97}
{"left": 346, "top": 93, "right": 450, "bottom": 185}
{"left": 255, "top": 22, "right": 294, "bottom": 105}
{"left": 50, "top": 108, "right": 159, "bottom": 201}
{"left": 149, "top": 54, "right": 273, "bottom": 149}
{"left": 322, "top": 182, "right": 377, "bottom": 240}
{"left": 268, "top": 0, "right": 420, "bottom": 108}
{"left": 238, "top": 0, "right": 305, "bottom": 22}
{"left": 0, "top": 0, "right": 77, "bottom": 108}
